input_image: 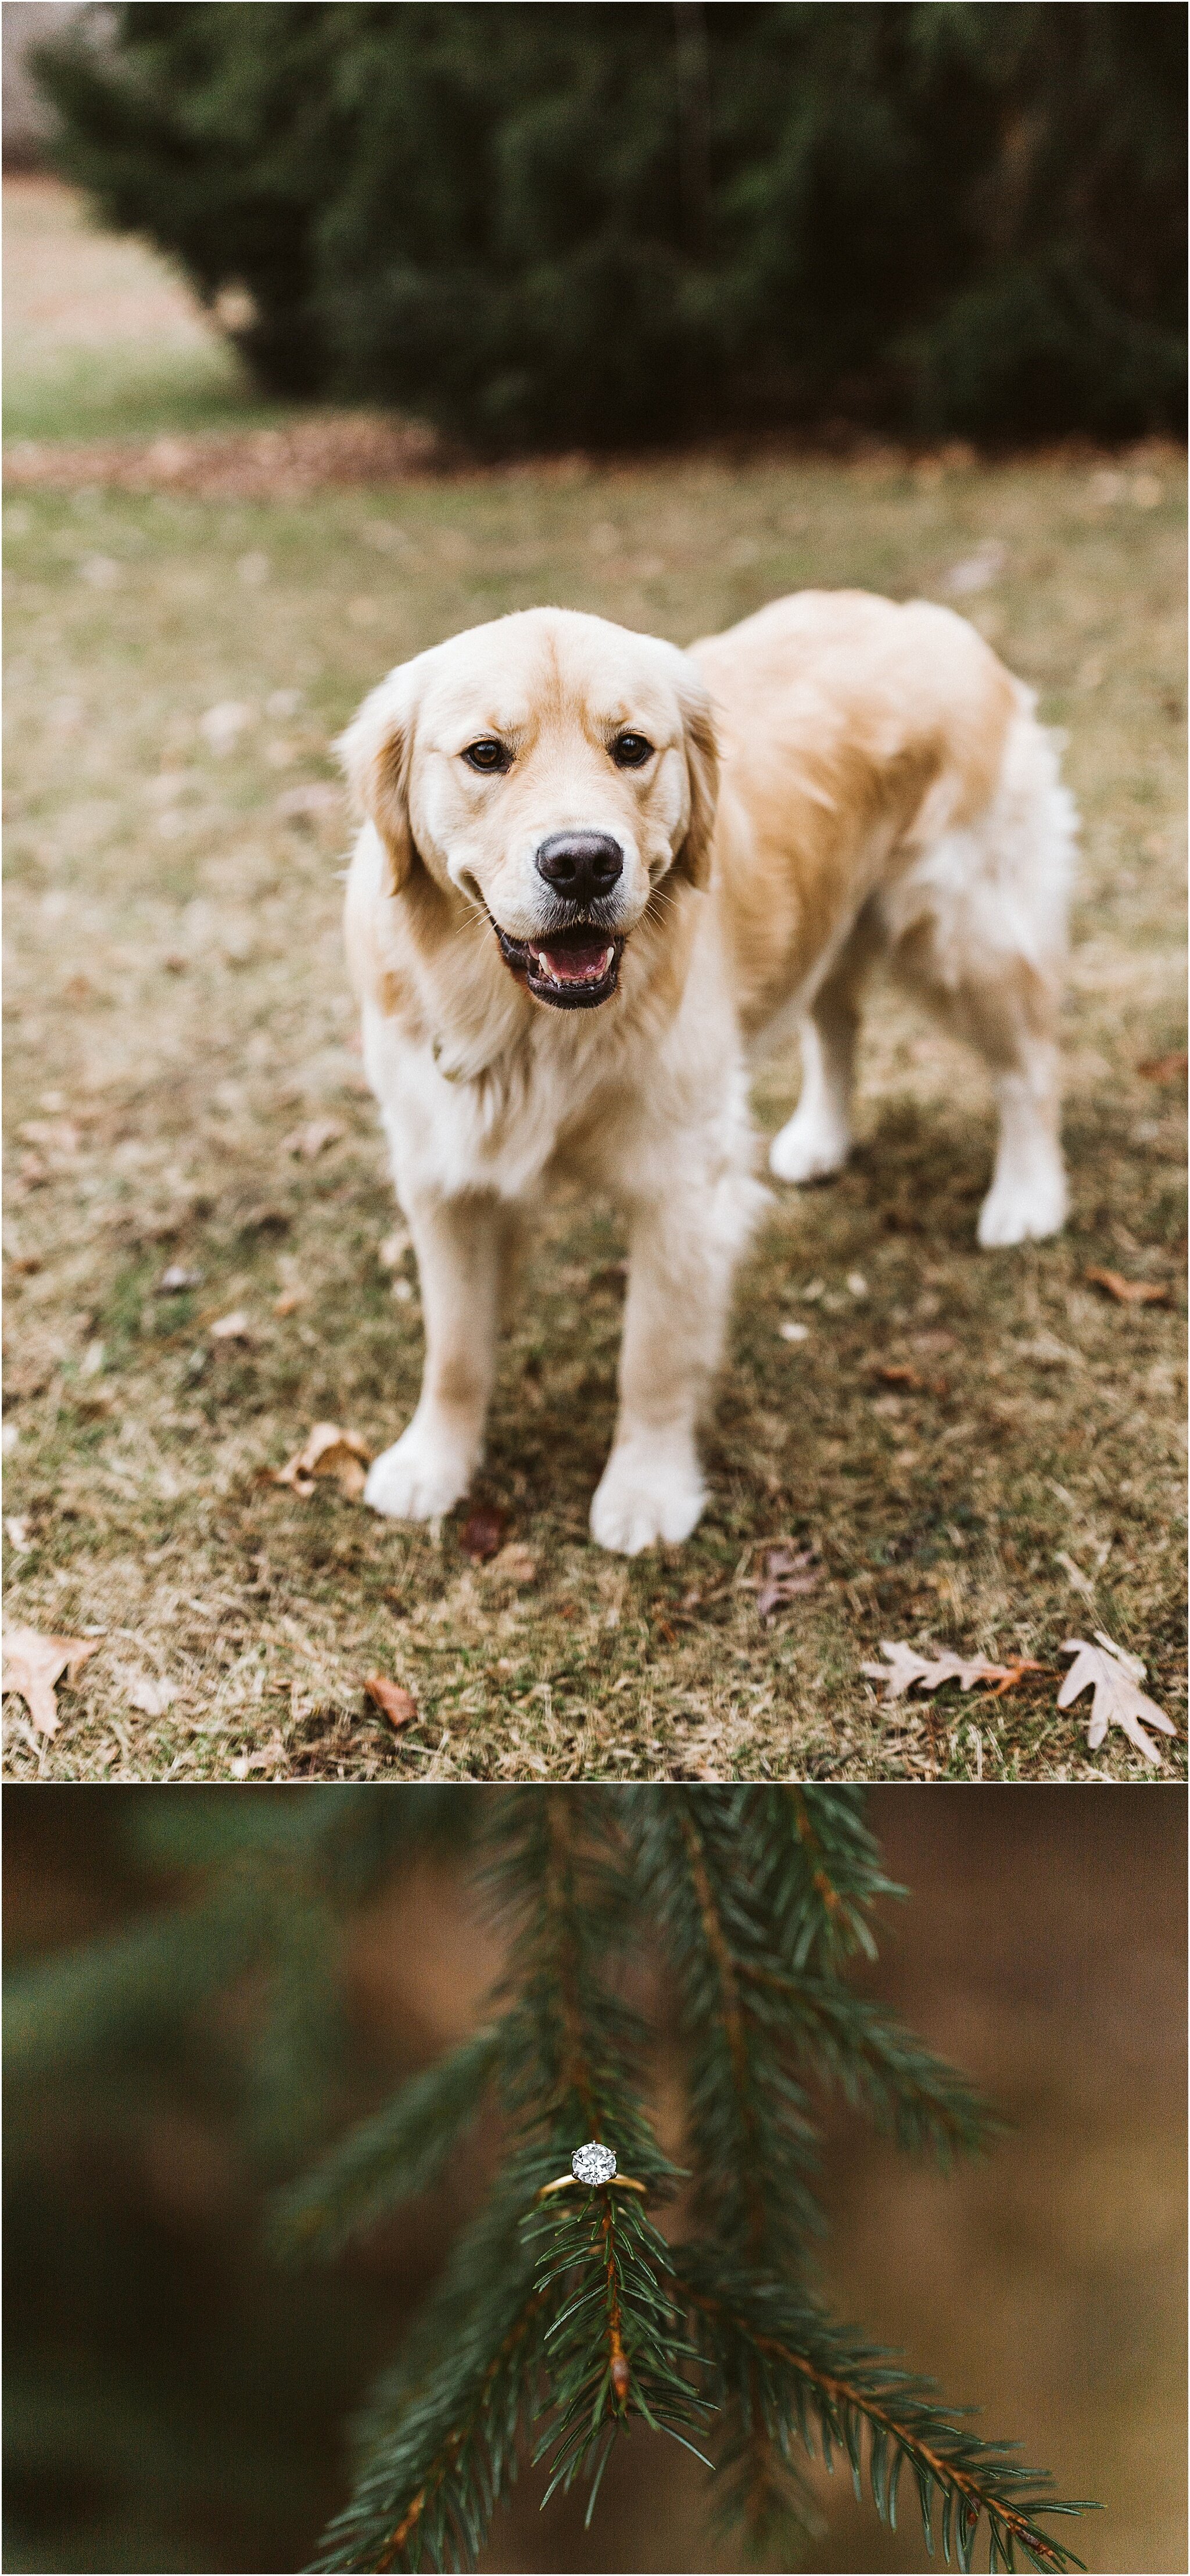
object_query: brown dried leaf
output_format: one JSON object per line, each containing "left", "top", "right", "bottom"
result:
{"left": 1058, "top": 1633, "right": 1175, "bottom": 1766}
{"left": 273, "top": 1421, "right": 372, "bottom": 1499}
{"left": 1137, "top": 1050, "right": 1187, "bottom": 1083}
{"left": 1085, "top": 1267, "right": 1170, "bottom": 1306}
{"left": 460, "top": 1504, "right": 507, "bottom": 1561}
{"left": 754, "top": 1545, "right": 819, "bottom": 1622}
{"left": 2, "top": 1626, "right": 102, "bottom": 1735}
{"left": 364, "top": 1673, "right": 418, "bottom": 1731}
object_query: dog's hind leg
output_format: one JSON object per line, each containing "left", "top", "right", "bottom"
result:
{"left": 768, "top": 903, "right": 884, "bottom": 1184}
{"left": 884, "top": 705, "right": 1075, "bottom": 1248}
{"left": 364, "top": 1190, "right": 513, "bottom": 1521}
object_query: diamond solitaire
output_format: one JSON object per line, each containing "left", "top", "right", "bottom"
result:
{"left": 571, "top": 2141, "right": 617, "bottom": 2187}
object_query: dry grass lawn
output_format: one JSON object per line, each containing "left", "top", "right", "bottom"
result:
{"left": 3, "top": 199, "right": 1185, "bottom": 1784}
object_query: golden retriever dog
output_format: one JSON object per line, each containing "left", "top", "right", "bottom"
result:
{"left": 341, "top": 592, "right": 1074, "bottom": 1554}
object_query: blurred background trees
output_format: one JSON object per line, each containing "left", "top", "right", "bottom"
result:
{"left": 30, "top": 1, "right": 1187, "bottom": 451}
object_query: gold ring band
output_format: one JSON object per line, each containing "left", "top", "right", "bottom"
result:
{"left": 535, "top": 2173, "right": 647, "bottom": 2201}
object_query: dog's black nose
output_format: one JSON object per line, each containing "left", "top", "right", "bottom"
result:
{"left": 535, "top": 830, "right": 623, "bottom": 904}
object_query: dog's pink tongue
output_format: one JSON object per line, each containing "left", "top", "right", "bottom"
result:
{"left": 537, "top": 941, "right": 611, "bottom": 984}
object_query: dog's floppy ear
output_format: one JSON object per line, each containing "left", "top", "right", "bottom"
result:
{"left": 336, "top": 661, "right": 421, "bottom": 894}
{"left": 673, "top": 664, "right": 720, "bottom": 890}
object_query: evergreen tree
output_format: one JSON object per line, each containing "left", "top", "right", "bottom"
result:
{"left": 33, "top": 3, "right": 1185, "bottom": 447}
{"left": 6, "top": 1787, "right": 1098, "bottom": 2573}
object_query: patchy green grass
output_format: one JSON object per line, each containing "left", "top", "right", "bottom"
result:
{"left": 3, "top": 446, "right": 1185, "bottom": 1782}
{"left": 3, "top": 175, "right": 287, "bottom": 446}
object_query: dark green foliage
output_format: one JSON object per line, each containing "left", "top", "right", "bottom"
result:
{"left": 528, "top": 2187, "right": 712, "bottom": 2524}
{"left": 273, "top": 2027, "right": 504, "bottom": 2261}
{"left": 679, "top": 2251, "right": 1098, "bottom": 2575}
{"left": 34, "top": 3, "right": 1185, "bottom": 447}
{"left": 6, "top": 1785, "right": 1098, "bottom": 2570}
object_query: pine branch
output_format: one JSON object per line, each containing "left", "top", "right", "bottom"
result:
{"left": 736, "top": 1967, "right": 996, "bottom": 2162}
{"left": 310, "top": 1791, "right": 688, "bottom": 2570}
{"left": 623, "top": 1789, "right": 821, "bottom": 2266}
{"left": 707, "top": 2406, "right": 824, "bottom": 2568}
{"left": 678, "top": 2249, "right": 1098, "bottom": 2575}
{"left": 776, "top": 1786, "right": 905, "bottom": 1967}
{"left": 485, "top": 1791, "right": 679, "bottom": 2195}
{"left": 310, "top": 2168, "right": 549, "bottom": 2574}
{"left": 272, "top": 2027, "right": 504, "bottom": 2260}
{"left": 528, "top": 2183, "right": 712, "bottom": 2525}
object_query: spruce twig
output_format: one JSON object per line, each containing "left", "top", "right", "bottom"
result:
{"left": 678, "top": 2253, "right": 1098, "bottom": 2575}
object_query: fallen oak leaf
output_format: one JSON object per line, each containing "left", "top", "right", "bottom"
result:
{"left": 2, "top": 1625, "right": 102, "bottom": 1735}
{"left": 861, "top": 1639, "right": 1017, "bottom": 1700}
{"left": 364, "top": 1673, "right": 418, "bottom": 1730}
{"left": 273, "top": 1421, "right": 372, "bottom": 1499}
{"left": 1058, "top": 1633, "right": 1175, "bottom": 1767}
{"left": 1085, "top": 1266, "right": 1170, "bottom": 1306}
{"left": 751, "top": 1545, "right": 820, "bottom": 1622}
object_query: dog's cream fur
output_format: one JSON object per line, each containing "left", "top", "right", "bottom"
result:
{"left": 341, "top": 593, "right": 1075, "bottom": 1553}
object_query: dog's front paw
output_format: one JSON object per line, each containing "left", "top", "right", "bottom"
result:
{"left": 590, "top": 1438, "right": 706, "bottom": 1556}
{"left": 364, "top": 1420, "right": 475, "bottom": 1522}
{"left": 977, "top": 1160, "right": 1067, "bottom": 1248}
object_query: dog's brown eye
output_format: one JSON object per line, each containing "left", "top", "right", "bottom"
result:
{"left": 611, "top": 732, "right": 654, "bottom": 768}
{"left": 462, "top": 739, "right": 510, "bottom": 773}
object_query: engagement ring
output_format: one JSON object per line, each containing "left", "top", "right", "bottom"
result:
{"left": 536, "top": 2142, "right": 647, "bottom": 2199}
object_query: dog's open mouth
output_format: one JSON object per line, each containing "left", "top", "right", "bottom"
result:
{"left": 493, "top": 920, "right": 625, "bottom": 1009}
